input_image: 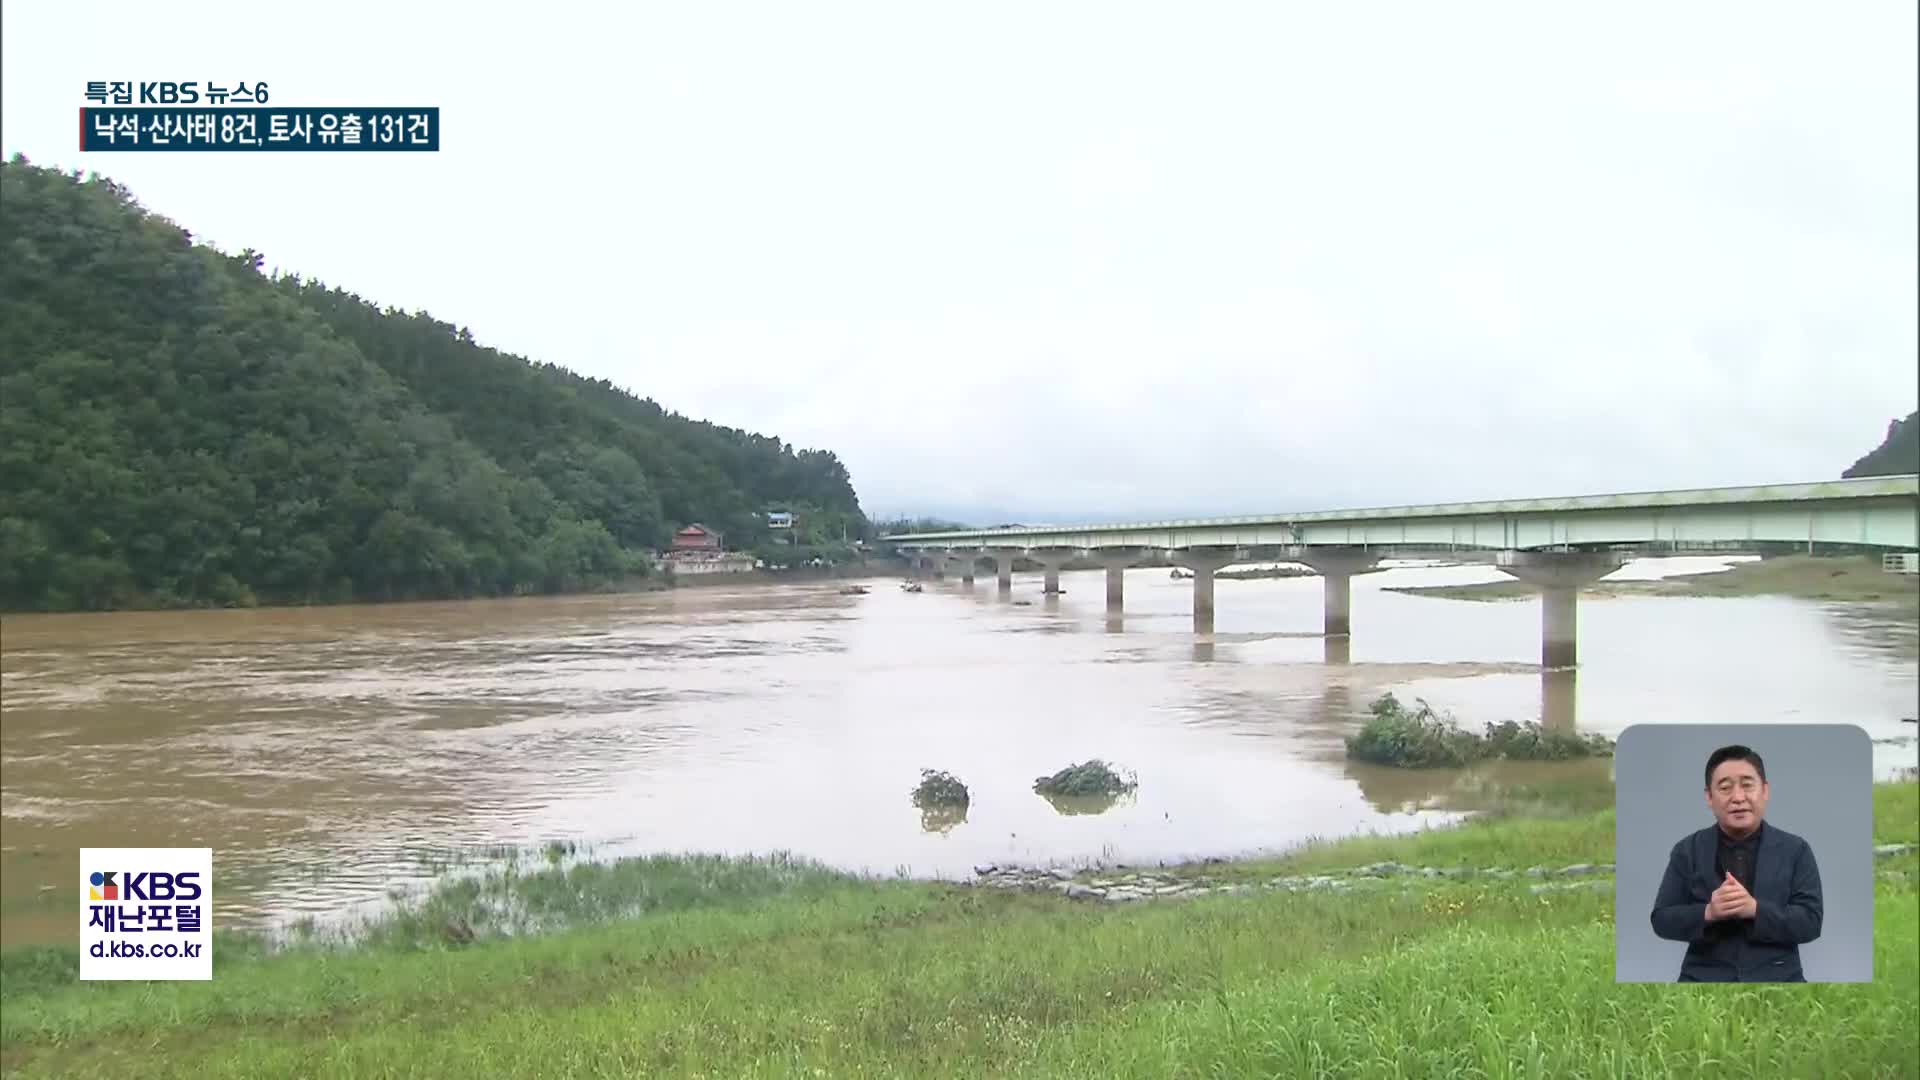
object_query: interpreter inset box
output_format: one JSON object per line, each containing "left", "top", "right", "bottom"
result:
{"left": 1614, "top": 724, "right": 1872, "bottom": 983}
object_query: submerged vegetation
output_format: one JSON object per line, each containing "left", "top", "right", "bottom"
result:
{"left": 911, "top": 770, "right": 971, "bottom": 833}
{"left": 1347, "top": 694, "right": 1615, "bottom": 768}
{"left": 1032, "top": 760, "right": 1138, "bottom": 798}
{"left": 909, "top": 769, "right": 970, "bottom": 808}
{"left": 356, "top": 852, "right": 851, "bottom": 951}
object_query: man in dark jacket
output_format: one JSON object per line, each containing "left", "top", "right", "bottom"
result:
{"left": 1649, "top": 744, "right": 1824, "bottom": 982}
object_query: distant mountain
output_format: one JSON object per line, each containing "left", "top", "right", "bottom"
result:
{"left": 1842, "top": 411, "right": 1920, "bottom": 479}
{"left": 0, "top": 158, "right": 868, "bottom": 611}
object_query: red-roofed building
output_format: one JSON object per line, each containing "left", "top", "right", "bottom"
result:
{"left": 670, "top": 524, "right": 723, "bottom": 553}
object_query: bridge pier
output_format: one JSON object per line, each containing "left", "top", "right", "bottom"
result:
{"left": 1027, "top": 548, "right": 1078, "bottom": 595}
{"left": 1495, "top": 551, "right": 1624, "bottom": 669}
{"left": 1542, "top": 669, "right": 1577, "bottom": 732}
{"left": 988, "top": 549, "right": 1016, "bottom": 597}
{"left": 1286, "top": 546, "right": 1383, "bottom": 638}
{"left": 1173, "top": 547, "right": 1240, "bottom": 633}
{"left": 1093, "top": 547, "right": 1150, "bottom": 612}
{"left": 947, "top": 551, "right": 976, "bottom": 587}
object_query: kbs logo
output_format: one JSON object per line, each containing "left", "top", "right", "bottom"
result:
{"left": 80, "top": 848, "right": 212, "bottom": 981}
{"left": 87, "top": 870, "right": 203, "bottom": 901}
{"left": 140, "top": 81, "right": 200, "bottom": 104}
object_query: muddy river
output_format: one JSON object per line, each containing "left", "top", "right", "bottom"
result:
{"left": 3, "top": 555, "right": 1914, "bottom": 944}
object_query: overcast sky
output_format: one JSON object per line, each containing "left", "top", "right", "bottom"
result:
{"left": 4, "top": 2, "right": 1915, "bottom": 524}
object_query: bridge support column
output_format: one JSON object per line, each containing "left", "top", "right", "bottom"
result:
{"left": 1027, "top": 548, "right": 1079, "bottom": 595}
{"left": 1286, "top": 546, "right": 1383, "bottom": 638}
{"left": 1323, "top": 635, "right": 1351, "bottom": 665}
{"left": 1541, "top": 589, "right": 1575, "bottom": 667}
{"left": 1495, "top": 551, "right": 1624, "bottom": 670}
{"left": 1173, "top": 547, "right": 1240, "bottom": 633}
{"left": 1541, "top": 669, "right": 1577, "bottom": 732}
{"left": 945, "top": 552, "right": 975, "bottom": 587}
{"left": 940, "top": 553, "right": 975, "bottom": 588}
{"left": 988, "top": 549, "right": 1016, "bottom": 597}
{"left": 1093, "top": 547, "right": 1149, "bottom": 613}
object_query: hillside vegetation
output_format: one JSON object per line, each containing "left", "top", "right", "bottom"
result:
{"left": 1843, "top": 411, "right": 1919, "bottom": 478}
{"left": 0, "top": 158, "right": 866, "bottom": 611}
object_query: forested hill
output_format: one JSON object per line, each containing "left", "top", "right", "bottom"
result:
{"left": 1842, "top": 411, "right": 1919, "bottom": 479}
{"left": 0, "top": 158, "right": 867, "bottom": 612}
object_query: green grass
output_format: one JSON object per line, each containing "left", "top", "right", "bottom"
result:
{"left": 1190, "top": 808, "right": 1616, "bottom": 882}
{"left": 1032, "top": 908, "right": 1919, "bottom": 1077}
{"left": 1876, "top": 780, "right": 1918, "bottom": 845}
{"left": 3, "top": 783, "right": 1914, "bottom": 1078}
{"left": 355, "top": 851, "right": 854, "bottom": 950}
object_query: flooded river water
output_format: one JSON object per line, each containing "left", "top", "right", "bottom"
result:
{"left": 2, "top": 556, "right": 1915, "bottom": 945}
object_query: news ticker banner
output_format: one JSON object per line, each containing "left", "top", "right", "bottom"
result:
{"left": 77, "top": 81, "right": 438, "bottom": 151}
{"left": 80, "top": 847, "right": 213, "bottom": 980}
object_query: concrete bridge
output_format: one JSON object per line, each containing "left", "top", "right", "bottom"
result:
{"left": 885, "top": 475, "right": 1919, "bottom": 670}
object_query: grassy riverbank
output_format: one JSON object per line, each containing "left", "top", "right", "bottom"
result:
{"left": 4, "top": 783, "right": 1914, "bottom": 1077}
{"left": 1386, "top": 554, "right": 1920, "bottom": 611}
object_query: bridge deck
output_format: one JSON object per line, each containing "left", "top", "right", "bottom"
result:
{"left": 886, "top": 475, "right": 1919, "bottom": 552}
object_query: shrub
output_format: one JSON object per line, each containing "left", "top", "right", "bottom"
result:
{"left": 1033, "top": 760, "right": 1138, "bottom": 797}
{"left": 1346, "top": 694, "right": 1486, "bottom": 768}
{"left": 1482, "top": 719, "right": 1615, "bottom": 761}
{"left": 1347, "top": 693, "right": 1615, "bottom": 768}
{"left": 910, "top": 769, "right": 970, "bottom": 808}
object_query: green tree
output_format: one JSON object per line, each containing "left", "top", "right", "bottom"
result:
{"left": 0, "top": 156, "right": 869, "bottom": 611}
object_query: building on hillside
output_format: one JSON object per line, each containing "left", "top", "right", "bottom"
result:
{"left": 670, "top": 524, "right": 723, "bottom": 553}
{"left": 663, "top": 523, "right": 753, "bottom": 576}
{"left": 764, "top": 510, "right": 797, "bottom": 544}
